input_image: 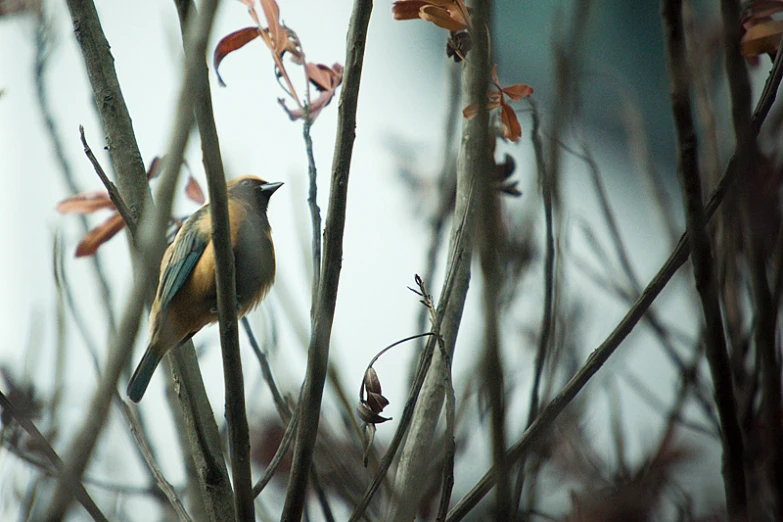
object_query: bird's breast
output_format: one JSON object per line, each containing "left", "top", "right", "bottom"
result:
{"left": 234, "top": 218, "right": 276, "bottom": 313}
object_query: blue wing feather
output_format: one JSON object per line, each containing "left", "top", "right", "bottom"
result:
{"left": 157, "top": 208, "right": 209, "bottom": 309}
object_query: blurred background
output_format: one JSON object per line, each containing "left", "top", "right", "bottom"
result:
{"left": 1, "top": 0, "right": 776, "bottom": 519}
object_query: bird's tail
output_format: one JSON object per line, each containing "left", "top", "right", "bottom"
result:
{"left": 127, "top": 346, "right": 164, "bottom": 403}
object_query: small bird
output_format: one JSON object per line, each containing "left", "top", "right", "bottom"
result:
{"left": 127, "top": 176, "right": 282, "bottom": 403}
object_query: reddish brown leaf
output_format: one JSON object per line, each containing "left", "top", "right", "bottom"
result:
{"left": 742, "top": 19, "right": 783, "bottom": 57}
{"left": 75, "top": 213, "right": 125, "bottom": 257}
{"left": 147, "top": 156, "right": 163, "bottom": 179}
{"left": 214, "top": 27, "right": 260, "bottom": 86}
{"left": 56, "top": 192, "right": 114, "bottom": 214}
{"left": 741, "top": 1, "right": 783, "bottom": 24}
{"left": 392, "top": 0, "right": 428, "bottom": 20}
{"left": 185, "top": 176, "right": 205, "bottom": 205}
{"left": 463, "top": 103, "right": 480, "bottom": 120}
{"left": 420, "top": 4, "right": 466, "bottom": 31}
{"left": 259, "top": 0, "right": 287, "bottom": 54}
{"left": 306, "top": 62, "right": 344, "bottom": 92}
{"left": 501, "top": 102, "right": 522, "bottom": 142}
{"left": 502, "top": 83, "right": 534, "bottom": 101}
{"left": 282, "top": 63, "right": 343, "bottom": 121}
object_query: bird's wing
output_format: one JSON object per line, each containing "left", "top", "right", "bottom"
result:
{"left": 157, "top": 207, "right": 210, "bottom": 309}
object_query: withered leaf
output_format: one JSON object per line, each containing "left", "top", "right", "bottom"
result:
{"left": 214, "top": 26, "right": 260, "bottom": 86}
{"left": 185, "top": 175, "right": 205, "bottom": 205}
{"left": 501, "top": 83, "right": 534, "bottom": 101}
{"left": 56, "top": 192, "right": 114, "bottom": 214}
{"left": 420, "top": 4, "right": 467, "bottom": 31}
{"left": 392, "top": 0, "right": 429, "bottom": 20}
{"left": 75, "top": 213, "right": 125, "bottom": 258}
{"left": 357, "top": 401, "right": 392, "bottom": 424}
{"left": 501, "top": 102, "right": 522, "bottom": 142}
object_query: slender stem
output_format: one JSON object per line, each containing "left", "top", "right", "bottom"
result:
{"left": 281, "top": 0, "right": 372, "bottom": 519}
{"left": 0, "top": 390, "right": 108, "bottom": 522}
{"left": 45, "top": 0, "right": 220, "bottom": 517}
{"left": 79, "top": 125, "right": 136, "bottom": 236}
{"left": 304, "top": 114, "right": 323, "bottom": 314}
{"left": 661, "top": 0, "right": 746, "bottom": 516}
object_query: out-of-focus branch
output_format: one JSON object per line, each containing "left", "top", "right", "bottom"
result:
{"left": 281, "top": 0, "right": 372, "bottom": 519}
{"left": 118, "top": 400, "right": 193, "bottom": 522}
{"left": 33, "top": 10, "right": 117, "bottom": 335}
{"left": 466, "top": 1, "right": 510, "bottom": 520}
{"left": 45, "top": 0, "right": 222, "bottom": 518}
{"left": 381, "top": 16, "right": 493, "bottom": 522}
{"left": 445, "top": 38, "right": 783, "bottom": 518}
{"left": 63, "top": 0, "right": 150, "bottom": 226}
{"left": 0, "top": 390, "right": 108, "bottom": 522}
{"left": 173, "top": 0, "right": 253, "bottom": 518}
{"left": 661, "top": 0, "right": 746, "bottom": 516}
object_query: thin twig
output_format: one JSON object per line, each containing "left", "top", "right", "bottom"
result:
{"left": 45, "top": 0, "right": 221, "bottom": 517}
{"left": 304, "top": 113, "right": 322, "bottom": 313}
{"left": 513, "top": 99, "right": 554, "bottom": 513}
{"left": 445, "top": 43, "right": 783, "bottom": 516}
{"left": 118, "top": 400, "right": 193, "bottom": 522}
{"left": 0, "top": 390, "right": 108, "bottom": 522}
{"left": 252, "top": 410, "right": 298, "bottom": 497}
{"left": 79, "top": 125, "right": 136, "bottom": 236}
{"left": 281, "top": 0, "right": 372, "bottom": 518}
{"left": 243, "top": 317, "right": 289, "bottom": 417}
{"left": 34, "top": 10, "right": 117, "bottom": 336}
{"left": 435, "top": 336, "right": 456, "bottom": 522}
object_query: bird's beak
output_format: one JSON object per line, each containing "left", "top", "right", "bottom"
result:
{"left": 261, "top": 181, "right": 283, "bottom": 195}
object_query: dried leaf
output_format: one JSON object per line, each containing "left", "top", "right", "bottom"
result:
{"left": 501, "top": 102, "right": 522, "bottom": 142}
{"left": 367, "top": 391, "right": 390, "bottom": 413}
{"left": 491, "top": 64, "right": 500, "bottom": 86}
{"left": 364, "top": 367, "right": 383, "bottom": 395}
{"left": 420, "top": 4, "right": 466, "bottom": 31}
{"left": 357, "top": 401, "right": 392, "bottom": 424}
{"left": 214, "top": 27, "right": 260, "bottom": 86}
{"left": 147, "top": 156, "right": 163, "bottom": 179}
{"left": 392, "top": 0, "right": 429, "bottom": 20}
{"left": 56, "top": 192, "right": 114, "bottom": 214}
{"left": 502, "top": 83, "right": 534, "bottom": 101}
{"left": 185, "top": 176, "right": 205, "bottom": 204}
{"left": 75, "top": 213, "right": 125, "bottom": 257}
{"left": 742, "top": 19, "right": 783, "bottom": 57}
{"left": 306, "top": 62, "right": 341, "bottom": 91}
{"left": 260, "top": 0, "right": 287, "bottom": 54}
{"left": 281, "top": 63, "right": 343, "bottom": 121}
{"left": 446, "top": 31, "right": 471, "bottom": 62}
{"left": 463, "top": 103, "right": 480, "bottom": 120}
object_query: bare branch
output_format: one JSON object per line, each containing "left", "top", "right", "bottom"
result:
{"left": 282, "top": 0, "right": 372, "bottom": 519}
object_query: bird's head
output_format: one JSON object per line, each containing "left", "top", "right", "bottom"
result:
{"left": 228, "top": 175, "right": 283, "bottom": 212}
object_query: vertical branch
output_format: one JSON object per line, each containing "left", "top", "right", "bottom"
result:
{"left": 304, "top": 115, "right": 323, "bottom": 312}
{"left": 281, "top": 0, "right": 372, "bottom": 519}
{"left": 44, "top": 0, "right": 223, "bottom": 518}
{"left": 720, "top": 0, "right": 783, "bottom": 512}
{"left": 467, "top": 0, "right": 510, "bottom": 519}
{"left": 174, "top": 0, "right": 253, "bottom": 518}
{"left": 660, "top": 0, "right": 747, "bottom": 517}
{"left": 447, "top": 23, "right": 783, "bottom": 520}
{"left": 33, "top": 9, "right": 117, "bottom": 336}
{"left": 383, "top": 10, "right": 497, "bottom": 522}
{"left": 63, "top": 0, "right": 150, "bottom": 226}
{"left": 513, "top": 98, "right": 551, "bottom": 514}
